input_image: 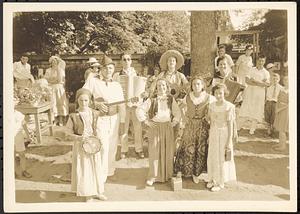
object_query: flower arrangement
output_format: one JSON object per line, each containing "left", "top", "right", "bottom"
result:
{"left": 14, "top": 83, "right": 52, "bottom": 106}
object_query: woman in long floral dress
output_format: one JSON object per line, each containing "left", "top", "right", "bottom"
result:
{"left": 174, "top": 76, "right": 216, "bottom": 184}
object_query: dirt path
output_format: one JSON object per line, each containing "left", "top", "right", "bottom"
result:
{"left": 15, "top": 127, "right": 290, "bottom": 202}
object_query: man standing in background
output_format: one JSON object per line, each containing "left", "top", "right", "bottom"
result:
{"left": 13, "top": 52, "right": 35, "bottom": 88}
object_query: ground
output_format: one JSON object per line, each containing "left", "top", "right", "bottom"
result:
{"left": 14, "top": 122, "right": 290, "bottom": 203}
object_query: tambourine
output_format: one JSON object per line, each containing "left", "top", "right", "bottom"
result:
{"left": 81, "top": 136, "right": 102, "bottom": 155}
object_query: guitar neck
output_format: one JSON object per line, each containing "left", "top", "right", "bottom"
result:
{"left": 106, "top": 99, "right": 132, "bottom": 106}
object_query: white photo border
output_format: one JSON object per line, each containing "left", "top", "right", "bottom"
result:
{"left": 3, "top": 2, "right": 297, "bottom": 212}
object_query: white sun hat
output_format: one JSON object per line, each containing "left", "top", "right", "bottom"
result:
{"left": 87, "top": 57, "right": 98, "bottom": 64}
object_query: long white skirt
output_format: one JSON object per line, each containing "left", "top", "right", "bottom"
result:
{"left": 71, "top": 141, "right": 105, "bottom": 196}
{"left": 239, "top": 85, "right": 265, "bottom": 122}
{"left": 207, "top": 125, "right": 236, "bottom": 186}
{"left": 50, "top": 83, "right": 68, "bottom": 117}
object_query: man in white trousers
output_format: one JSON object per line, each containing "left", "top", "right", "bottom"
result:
{"left": 83, "top": 55, "right": 125, "bottom": 179}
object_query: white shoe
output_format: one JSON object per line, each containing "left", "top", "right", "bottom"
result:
{"left": 192, "top": 175, "right": 200, "bottom": 184}
{"left": 97, "top": 194, "right": 108, "bottom": 201}
{"left": 146, "top": 179, "right": 154, "bottom": 186}
{"left": 176, "top": 172, "right": 182, "bottom": 179}
{"left": 86, "top": 197, "right": 94, "bottom": 202}
{"left": 211, "top": 186, "right": 221, "bottom": 192}
{"left": 206, "top": 182, "right": 214, "bottom": 189}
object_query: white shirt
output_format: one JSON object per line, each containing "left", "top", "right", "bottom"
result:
{"left": 266, "top": 83, "right": 283, "bottom": 102}
{"left": 13, "top": 61, "right": 34, "bottom": 81}
{"left": 83, "top": 77, "right": 126, "bottom": 123}
{"left": 247, "top": 67, "right": 270, "bottom": 84}
{"left": 136, "top": 95, "right": 181, "bottom": 123}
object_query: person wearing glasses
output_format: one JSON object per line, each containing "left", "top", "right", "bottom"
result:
{"left": 113, "top": 53, "right": 144, "bottom": 159}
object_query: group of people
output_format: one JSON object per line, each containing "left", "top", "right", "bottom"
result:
{"left": 62, "top": 50, "right": 237, "bottom": 201}
{"left": 211, "top": 45, "right": 289, "bottom": 151}
{"left": 13, "top": 45, "right": 289, "bottom": 202}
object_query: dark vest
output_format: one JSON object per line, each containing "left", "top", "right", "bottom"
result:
{"left": 148, "top": 95, "right": 173, "bottom": 120}
{"left": 69, "top": 110, "right": 98, "bottom": 135}
{"left": 185, "top": 93, "right": 209, "bottom": 119}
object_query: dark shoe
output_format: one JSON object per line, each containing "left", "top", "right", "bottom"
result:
{"left": 22, "top": 170, "right": 32, "bottom": 178}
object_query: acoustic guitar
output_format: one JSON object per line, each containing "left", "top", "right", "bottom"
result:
{"left": 93, "top": 96, "right": 139, "bottom": 108}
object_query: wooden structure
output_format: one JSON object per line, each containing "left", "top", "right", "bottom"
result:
{"left": 15, "top": 102, "right": 54, "bottom": 144}
{"left": 216, "top": 30, "right": 261, "bottom": 62}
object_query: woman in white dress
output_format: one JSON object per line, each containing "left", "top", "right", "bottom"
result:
{"left": 238, "top": 54, "right": 270, "bottom": 134}
{"left": 207, "top": 83, "right": 237, "bottom": 192}
{"left": 65, "top": 88, "right": 107, "bottom": 202}
{"left": 235, "top": 45, "right": 254, "bottom": 86}
{"left": 44, "top": 56, "right": 69, "bottom": 126}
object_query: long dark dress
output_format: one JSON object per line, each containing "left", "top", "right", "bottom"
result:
{"left": 174, "top": 93, "right": 212, "bottom": 177}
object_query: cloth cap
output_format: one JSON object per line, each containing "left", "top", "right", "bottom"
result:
{"left": 159, "top": 50, "right": 184, "bottom": 71}
{"left": 101, "top": 55, "right": 115, "bottom": 66}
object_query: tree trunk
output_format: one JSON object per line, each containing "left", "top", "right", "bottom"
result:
{"left": 191, "top": 11, "right": 217, "bottom": 78}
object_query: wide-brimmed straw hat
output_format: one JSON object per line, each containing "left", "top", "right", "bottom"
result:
{"left": 159, "top": 50, "right": 184, "bottom": 71}
{"left": 87, "top": 57, "right": 99, "bottom": 64}
{"left": 101, "top": 55, "right": 115, "bottom": 66}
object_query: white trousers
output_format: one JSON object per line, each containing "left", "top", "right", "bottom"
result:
{"left": 97, "top": 114, "right": 120, "bottom": 177}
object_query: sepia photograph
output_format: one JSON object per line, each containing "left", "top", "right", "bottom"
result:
{"left": 3, "top": 2, "right": 297, "bottom": 212}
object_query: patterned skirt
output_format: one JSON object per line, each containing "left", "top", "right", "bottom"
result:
{"left": 174, "top": 117, "right": 210, "bottom": 177}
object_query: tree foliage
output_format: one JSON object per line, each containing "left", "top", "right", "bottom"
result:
{"left": 13, "top": 11, "right": 190, "bottom": 57}
{"left": 230, "top": 10, "right": 287, "bottom": 62}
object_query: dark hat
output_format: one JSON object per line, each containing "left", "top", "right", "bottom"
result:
{"left": 101, "top": 55, "right": 115, "bottom": 66}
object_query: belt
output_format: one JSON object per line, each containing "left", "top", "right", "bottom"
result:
{"left": 104, "top": 106, "right": 118, "bottom": 116}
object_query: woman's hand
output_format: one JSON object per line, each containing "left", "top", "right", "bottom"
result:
{"left": 171, "top": 120, "right": 178, "bottom": 128}
{"left": 144, "top": 119, "right": 155, "bottom": 128}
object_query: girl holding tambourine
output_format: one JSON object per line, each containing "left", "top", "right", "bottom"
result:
{"left": 65, "top": 88, "right": 107, "bottom": 202}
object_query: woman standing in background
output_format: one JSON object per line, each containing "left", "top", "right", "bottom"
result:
{"left": 44, "top": 55, "right": 69, "bottom": 126}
